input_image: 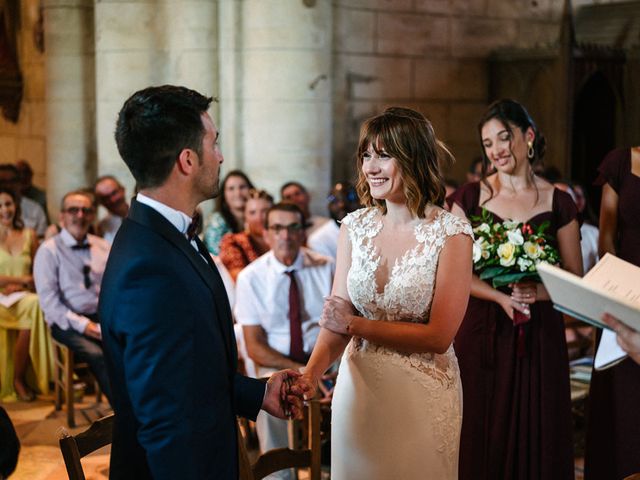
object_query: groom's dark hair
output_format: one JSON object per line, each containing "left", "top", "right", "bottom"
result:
{"left": 115, "top": 85, "right": 214, "bottom": 189}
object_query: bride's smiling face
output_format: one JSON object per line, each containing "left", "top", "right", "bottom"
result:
{"left": 361, "top": 143, "right": 404, "bottom": 203}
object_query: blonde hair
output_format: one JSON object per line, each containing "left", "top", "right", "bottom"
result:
{"left": 355, "top": 107, "right": 452, "bottom": 217}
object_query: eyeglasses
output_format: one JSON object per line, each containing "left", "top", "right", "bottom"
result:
{"left": 267, "top": 223, "right": 304, "bottom": 234}
{"left": 63, "top": 207, "right": 95, "bottom": 216}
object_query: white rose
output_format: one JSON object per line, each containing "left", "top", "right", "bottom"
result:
{"left": 517, "top": 256, "right": 533, "bottom": 272}
{"left": 474, "top": 223, "right": 491, "bottom": 234}
{"left": 506, "top": 229, "right": 524, "bottom": 246}
{"left": 523, "top": 241, "right": 542, "bottom": 259}
{"left": 503, "top": 220, "right": 519, "bottom": 230}
{"left": 497, "top": 242, "right": 517, "bottom": 267}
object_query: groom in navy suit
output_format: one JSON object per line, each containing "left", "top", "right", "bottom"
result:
{"left": 99, "top": 85, "right": 302, "bottom": 479}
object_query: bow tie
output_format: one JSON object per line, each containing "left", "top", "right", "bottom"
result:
{"left": 186, "top": 212, "right": 202, "bottom": 241}
{"left": 71, "top": 243, "right": 91, "bottom": 250}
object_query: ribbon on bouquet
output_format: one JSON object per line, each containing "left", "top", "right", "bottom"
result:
{"left": 512, "top": 310, "right": 530, "bottom": 358}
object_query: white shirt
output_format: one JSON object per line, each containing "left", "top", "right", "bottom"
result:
{"left": 98, "top": 213, "right": 123, "bottom": 244}
{"left": 306, "top": 214, "right": 330, "bottom": 237}
{"left": 581, "top": 223, "right": 599, "bottom": 274}
{"left": 21, "top": 196, "right": 48, "bottom": 237}
{"left": 235, "top": 248, "right": 334, "bottom": 358}
{"left": 308, "top": 220, "right": 340, "bottom": 260}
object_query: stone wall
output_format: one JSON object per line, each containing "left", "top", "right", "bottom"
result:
{"left": 331, "top": 0, "right": 568, "bottom": 184}
{"left": 0, "top": 0, "right": 47, "bottom": 188}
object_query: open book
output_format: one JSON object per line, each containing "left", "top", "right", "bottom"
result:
{"left": 537, "top": 253, "right": 640, "bottom": 331}
{"left": 538, "top": 254, "right": 640, "bottom": 370}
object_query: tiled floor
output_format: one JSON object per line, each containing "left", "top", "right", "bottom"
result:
{"left": 4, "top": 397, "right": 584, "bottom": 479}
{"left": 3, "top": 395, "right": 110, "bottom": 480}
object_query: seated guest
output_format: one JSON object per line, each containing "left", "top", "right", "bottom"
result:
{"left": 33, "top": 190, "right": 112, "bottom": 402}
{"left": 0, "top": 187, "right": 53, "bottom": 402}
{"left": 308, "top": 181, "right": 359, "bottom": 260}
{"left": 204, "top": 170, "right": 254, "bottom": 255}
{"left": 16, "top": 159, "right": 49, "bottom": 223}
{"left": 280, "top": 181, "right": 329, "bottom": 236}
{"left": 235, "top": 202, "right": 334, "bottom": 479}
{"left": 219, "top": 189, "right": 272, "bottom": 282}
{"left": 94, "top": 175, "right": 130, "bottom": 243}
{"left": 0, "top": 164, "right": 47, "bottom": 238}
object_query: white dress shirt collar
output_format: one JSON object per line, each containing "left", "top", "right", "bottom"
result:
{"left": 267, "top": 250, "right": 304, "bottom": 274}
{"left": 59, "top": 228, "right": 89, "bottom": 247}
{"left": 136, "top": 193, "right": 192, "bottom": 235}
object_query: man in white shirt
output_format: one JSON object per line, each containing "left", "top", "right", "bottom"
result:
{"left": 33, "top": 190, "right": 112, "bottom": 401}
{"left": 308, "top": 181, "right": 360, "bottom": 260}
{"left": 235, "top": 202, "right": 334, "bottom": 478}
{"left": 94, "top": 175, "right": 130, "bottom": 243}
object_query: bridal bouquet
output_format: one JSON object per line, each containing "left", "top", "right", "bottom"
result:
{"left": 471, "top": 209, "right": 560, "bottom": 288}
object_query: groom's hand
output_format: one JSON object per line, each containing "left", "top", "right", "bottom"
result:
{"left": 262, "top": 369, "right": 304, "bottom": 420}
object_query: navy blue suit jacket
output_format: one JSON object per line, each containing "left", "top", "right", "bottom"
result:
{"left": 99, "top": 199, "right": 264, "bottom": 479}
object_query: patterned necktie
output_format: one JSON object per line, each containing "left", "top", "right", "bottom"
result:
{"left": 285, "top": 270, "right": 305, "bottom": 363}
{"left": 186, "top": 212, "right": 202, "bottom": 240}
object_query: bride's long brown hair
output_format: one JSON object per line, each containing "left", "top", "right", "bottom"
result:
{"left": 355, "top": 107, "right": 452, "bottom": 217}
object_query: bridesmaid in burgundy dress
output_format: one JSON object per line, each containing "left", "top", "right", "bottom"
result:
{"left": 449, "top": 99, "right": 582, "bottom": 480}
{"left": 584, "top": 146, "right": 640, "bottom": 479}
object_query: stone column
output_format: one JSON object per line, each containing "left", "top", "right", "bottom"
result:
{"left": 94, "top": 0, "right": 218, "bottom": 193}
{"left": 219, "top": 0, "right": 333, "bottom": 213}
{"left": 43, "top": 0, "right": 95, "bottom": 216}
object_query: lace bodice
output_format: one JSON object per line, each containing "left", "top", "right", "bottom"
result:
{"left": 342, "top": 207, "right": 473, "bottom": 387}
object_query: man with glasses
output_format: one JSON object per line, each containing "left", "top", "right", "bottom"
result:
{"left": 235, "top": 202, "right": 335, "bottom": 478}
{"left": 33, "top": 190, "right": 112, "bottom": 402}
{"left": 94, "top": 175, "right": 130, "bottom": 243}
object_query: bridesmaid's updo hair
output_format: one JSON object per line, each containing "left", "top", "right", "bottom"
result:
{"left": 478, "top": 99, "right": 546, "bottom": 169}
{"left": 356, "top": 106, "right": 452, "bottom": 217}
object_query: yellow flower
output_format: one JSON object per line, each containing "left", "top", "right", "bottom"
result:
{"left": 523, "top": 241, "right": 542, "bottom": 259}
{"left": 497, "top": 242, "right": 517, "bottom": 267}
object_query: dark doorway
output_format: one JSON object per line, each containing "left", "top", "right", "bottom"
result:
{"left": 571, "top": 71, "right": 617, "bottom": 217}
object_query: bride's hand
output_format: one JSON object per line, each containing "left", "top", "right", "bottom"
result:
{"left": 319, "top": 296, "right": 355, "bottom": 335}
{"left": 289, "top": 373, "right": 318, "bottom": 401}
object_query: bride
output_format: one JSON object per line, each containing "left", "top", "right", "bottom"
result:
{"left": 296, "top": 107, "right": 473, "bottom": 479}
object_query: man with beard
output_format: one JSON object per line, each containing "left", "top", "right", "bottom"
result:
{"left": 99, "top": 85, "right": 302, "bottom": 480}
{"left": 33, "top": 190, "right": 112, "bottom": 401}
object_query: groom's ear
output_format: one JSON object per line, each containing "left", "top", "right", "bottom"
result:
{"left": 175, "top": 148, "right": 198, "bottom": 177}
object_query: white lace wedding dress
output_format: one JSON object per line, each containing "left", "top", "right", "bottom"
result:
{"left": 331, "top": 207, "right": 472, "bottom": 479}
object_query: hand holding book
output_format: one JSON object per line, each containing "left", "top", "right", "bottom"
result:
{"left": 603, "top": 313, "right": 640, "bottom": 366}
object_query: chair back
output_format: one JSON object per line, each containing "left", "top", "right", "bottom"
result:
{"left": 238, "top": 400, "right": 321, "bottom": 480}
{"left": 59, "top": 413, "right": 114, "bottom": 480}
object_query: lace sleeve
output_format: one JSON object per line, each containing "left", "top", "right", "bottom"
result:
{"left": 442, "top": 212, "right": 474, "bottom": 240}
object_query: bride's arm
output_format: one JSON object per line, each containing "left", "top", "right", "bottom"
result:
{"left": 303, "top": 224, "right": 353, "bottom": 384}
{"left": 336, "top": 233, "right": 472, "bottom": 355}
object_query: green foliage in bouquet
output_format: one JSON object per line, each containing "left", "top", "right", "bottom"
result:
{"left": 470, "top": 208, "right": 561, "bottom": 288}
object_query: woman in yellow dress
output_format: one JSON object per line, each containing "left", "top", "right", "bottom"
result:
{"left": 0, "top": 187, "right": 53, "bottom": 401}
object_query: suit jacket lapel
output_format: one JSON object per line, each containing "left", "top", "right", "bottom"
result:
{"left": 127, "top": 199, "right": 236, "bottom": 366}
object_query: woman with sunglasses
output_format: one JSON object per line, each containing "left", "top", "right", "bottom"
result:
{"left": 0, "top": 187, "right": 52, "bottom": 402}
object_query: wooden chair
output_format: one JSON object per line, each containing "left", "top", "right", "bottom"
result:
{"left": 238, "top": 399, "right": 322, "bottom": 480}
{"left": 58, "top": 413, "right": 114, "bottom": 480}
{"left": 53, "top": 339, "right": 103, "bottom": 427}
